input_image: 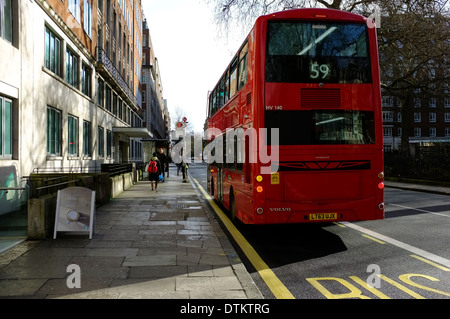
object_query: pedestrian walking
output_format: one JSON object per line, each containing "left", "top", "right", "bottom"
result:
{"left": 147, "top": 153, "right": 162, "bottom": 191}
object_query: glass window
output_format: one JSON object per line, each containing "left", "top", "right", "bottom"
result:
{"left": 98, "top": 126, "right": 104, "bottom": 157}
{"left": 68, "top": 115, "right": 78, "bottom": 156}
{"left": 106, "top": 129, "right": 112, "bottom": 158}
{"left": 97, "top": 78, "right": 104, "bottom": 107}
{"left": 45, "top": 27, "right": 61, "bottom": 76}
{"left": 105, "top": 85, "right": 111, "bottom": 111}
{"left": 81, "top": 63, "right": 91, "bottom": 97}
{"left": 238, "top": 42, "right": 248, "bottom": 90}
{"left": 266, "top": 21, "right": 371, "bottom": 83}
{"left": 0, "top": 0, "right": 12, "bottom": 43}
{"left": 0, "top": 97, "right": 12, "bottom": 157}
{"left": 66, "top": 48, "right": 78, "bottom": 87}
{"left": 229, "top": 58, "right": 238, "bottom": 98}
{"left": 83, "top": 0, "right": 92, "bottom": 38}
{"left": 265, "top": 110, "right": 375, "bottom": 145}
{"left": 47, "top": 107, "right": 61, "bottom": 155}
{"left": 83, "top": 120, "right": 91, "bottom": 157}
{"left": 69, "top": 0, "right": 81, "bottom": 23}
{"left": 224, "top": 70, "right": 230, "bottom": 104}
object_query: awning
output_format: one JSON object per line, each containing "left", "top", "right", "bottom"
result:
{"left": 112, "top": 127, "right": 153, "bottom": 138}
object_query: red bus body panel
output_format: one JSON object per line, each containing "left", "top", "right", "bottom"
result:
{"left": 206, "top": 8, "right": 384, "bottom": 225}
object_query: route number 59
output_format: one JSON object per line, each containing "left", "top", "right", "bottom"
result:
{"left": 310, "top": 62, "right": 330, "bottom": 79}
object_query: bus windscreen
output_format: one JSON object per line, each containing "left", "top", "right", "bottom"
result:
{"left": 266, "top": 21, "right": 372, "bottom": 83}
{"left": 265, "top": 110, "right": 375, "bottom": 145}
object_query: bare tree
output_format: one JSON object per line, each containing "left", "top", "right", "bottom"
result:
{"left": 206, "top": 0, "right": 450, "bottom": 156}
{"left": 206, "top": 0, "right": 387, "bottom": 33}
{"left": 172, "top": 105, "right": 195, "bottom": 133}
{"left": 375, "top": 1, "right": 450, "bottom": 152}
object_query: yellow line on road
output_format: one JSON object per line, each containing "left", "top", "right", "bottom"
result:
{"left": 410, "top": 254, "right": 450, "bottom": 272}
{"left": 192, "top": 178, "right": 295, "bottom": 299}
{"left": 362, "top": 234, "right": 386, "bottom": 245}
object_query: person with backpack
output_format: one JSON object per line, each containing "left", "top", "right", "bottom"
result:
{"left": 147, "top": 153, "right": 162, "bottom": 191}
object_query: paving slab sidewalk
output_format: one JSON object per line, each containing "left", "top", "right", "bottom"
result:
{"left": 0, "top": 166, "right": 262, "bottom": 299}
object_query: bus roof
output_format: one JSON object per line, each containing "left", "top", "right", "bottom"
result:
{"left": 259, "top": 8, "right": 368, "bottom": 24}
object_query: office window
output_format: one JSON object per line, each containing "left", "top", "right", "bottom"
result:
{"left": 414, "top": 98, "right": 421, "bottom": 108}
{"left": 69, "top": 0, "right": 81, "bottom": 24}
{"left": 414, "top": 112, "right": 421, "bottom": 123}
{"left": 0, "top": 96, "right": 12, "bottom": 158}
{"left": 83, "top": 0, "right": 92, "bottom": 38}
{"left": 429, "top": 98, "right": 436, "bottom": 108}
{"left": 83, "top": 120, "right": 92, "bottom": 157}
{"left": 106, "top": 129, "right": 112, "bottom": 158}
{"left": 98, "top": 126, "right": 104, "bottom": 157}
{"left": 97, "top": 78, "right": 104, "bottom": 107}
{"left": 414, "top": 127, "right": 421, "bottom": 137}
{"left": 45, "top": 27, "right": 61, "bottom": 76}
{"left": 445, "top": 127, "right": 450, "bottom": 137}
{"left": 68, "top": 115, "right": 79, "bottom": 156}
{"left": 97, "top": 0, "right": 103, "bottom": 13}
{"left": 66, "top": 48, "right": 78, "bottom": 88}
{"left": 429, "top": 127, "right": 436, "bottom": 137}
{"left": 47, "top": 107, "right": 61, "bottom": 155}
{"left": 105, "top": 85, "right": 111, "bottom": 112}
{"left": 383, "top": 127, "right": 392, "bottom": 137}
{"left": 445, "top": 113, "right": 450, "bottom": 123}
{"left": 429, "top": 113, "right": 436, "bottom": 123}
{"left": 382, "top": 111, "right": 393, "bottom": 123}
{"left": 0, "top": 0, "right": 12, "bottom": 43}
{"left": 81, "top": 63, "right": 92, "bottom": 97}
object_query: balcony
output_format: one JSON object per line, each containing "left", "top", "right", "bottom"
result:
{"left": 96, "top": 47, "right": 138, "bottom": 110}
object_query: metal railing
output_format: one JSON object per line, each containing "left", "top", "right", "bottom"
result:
{"left": 96, "top": 46, "right": 138, "bottom": 107}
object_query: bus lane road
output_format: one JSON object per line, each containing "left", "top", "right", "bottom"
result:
{"left": 189, "top": 165, "right": 450, "bottom": 299}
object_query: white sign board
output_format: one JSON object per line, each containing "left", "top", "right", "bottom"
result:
{"left": 54, "top": 187, "right": 95, "bottom": 239}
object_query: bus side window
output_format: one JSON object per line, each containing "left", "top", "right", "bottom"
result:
{"left": 230, "top": 58, "right": 238, "bottom": 98}
{"left": 224, "top": 70, "right": 230, "bottom": 104}
{"left": 219, "top": 76, "right": 225, "bottom": 108}
{"left": 238, "top": 42, "right": 248, "bottom": 90}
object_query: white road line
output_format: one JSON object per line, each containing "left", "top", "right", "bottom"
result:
{"left": 340, "top": 221, "right": 450, "bottom": 269}
{"left": 388, "top": 203, "right": 450, "bottom": 218}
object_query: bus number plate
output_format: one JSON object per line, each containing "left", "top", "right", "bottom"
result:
{"left": 309, "top": 213, "right": 337, "bottom": 221}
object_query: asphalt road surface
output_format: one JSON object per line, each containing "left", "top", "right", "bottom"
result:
{"left": 188, "top": 163, "right": 450, "bottom": 299}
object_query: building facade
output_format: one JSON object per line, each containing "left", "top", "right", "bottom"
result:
{"left": 141, "top": 18, "right": 171, "bottom": 162}
{"left": 382, "top": 88, "right": 450, "bottom": 152}
{"left": 0, "top": 0, "right": 150, "bottom": 219}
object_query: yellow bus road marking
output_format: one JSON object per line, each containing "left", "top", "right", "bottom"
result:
{"left": 362, "top": 234, "right": 386, "bottom": 244}
{"left": 192, "top": 178, "right": 295, "bottom": 299}
{"left": 378, "top": 274, "right": 425, "bottom": 299}
{"left": 410, "top": 255, "right": 450, "bottom": 272}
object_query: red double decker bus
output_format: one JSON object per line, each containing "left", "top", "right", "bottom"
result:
{"left": 205, "top": 8, "right": 384, "bottom": 225}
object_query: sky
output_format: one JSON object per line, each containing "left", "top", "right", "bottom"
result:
{"left": 142, "top": 0, "right": 246, "bottom": 133}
